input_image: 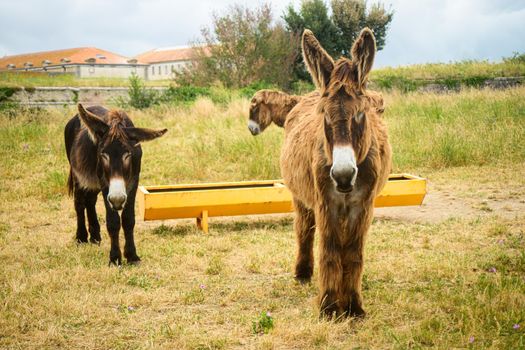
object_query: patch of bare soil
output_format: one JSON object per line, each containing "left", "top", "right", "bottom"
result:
{"left": 375, "top": 180, "right": 525, "bottom": 223}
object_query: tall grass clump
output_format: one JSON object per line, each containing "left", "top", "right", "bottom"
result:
{"left": 386, "top": 87, "right": 525, "bottom": 170}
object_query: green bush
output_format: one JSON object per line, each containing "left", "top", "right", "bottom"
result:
{"left": 372, "top": 76, "right": 419, "bottom": 92}
{"left": 161, "top": 85, "right": 211, "bottom": 104}
{"left": 239, "top": 81, "right": 277, "bottom": 98}
{"left": 290, "top": 80, "right": 315, "bottom": 95}
{"left": 118, "top": 73, "right": 159, "bottom": 109}
{"left": 0, "top": 87, "right": 21, "bottom": 115}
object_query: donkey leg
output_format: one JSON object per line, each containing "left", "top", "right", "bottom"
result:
{"left": 74, "top": 188, "right": 89, "bottom": 243}
{"left": 316, "top": 205, "right": 344, "bottom": 319}
{"left": 293, "top": 199, "right": 315, "bottom": 283}
{"left": 341, "top": 208, "right": 373, "bottom": 318}
{"left": 341, "top": 242, "right": 366, "bottom": 318}
{"left": 103, "top": 189, "right": 122, "bottom": 266}
{"left": 122, "top": 186, "right": 140, "bottom": 264}
{"left": 85, "top": 190, "right": 101, "bottom": 244}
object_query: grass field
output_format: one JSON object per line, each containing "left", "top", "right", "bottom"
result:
{"left": 0, "top": 87, "right": 524, "bottom": 349}
{"left": 0, "top": 71, "right": 172, "bottom": 88}
{"left": 371, "top": 57, "right": 525, "bottom": 81}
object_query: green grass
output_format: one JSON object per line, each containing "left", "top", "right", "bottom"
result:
{"left": 370, "top": 58, "right": 525, "bottom": 91}
{"left": 372, "top": 58, "right": 525, "bottom": 81}
{"left": 0, "top": 71, "right": 172, "bottom": 88}
{"left": 0, "top": 88, "right": 524, "bottom": 348}
{"left": 385, "top": 88, "right": 525, "bottom": 170}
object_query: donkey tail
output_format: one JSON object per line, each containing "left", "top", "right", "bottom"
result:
{"left": 67, "top": 168, "right": 75, "bottom": 196}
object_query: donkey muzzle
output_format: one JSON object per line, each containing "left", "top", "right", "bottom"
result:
{"left": 330, "top": 167, "right": 357, "bottom": 193}
{"left": 331, "top": 146, "right": 358, "bottom": 193}
{"left": 108, "top": 178, "right": 127, "bottom": 211}
{"left": 248, "top": 120, "right": 260, "bottom": 136}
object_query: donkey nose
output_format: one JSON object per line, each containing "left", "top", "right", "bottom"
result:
{"left": 248, "top": 120, "right": 260, "bottom": 135}
{"left": 248, "top": 124, "right": 260, "bottom": 135}
{"left": 108, "top": 193, "right": 127, "bottom": 210}
{"left": 330, "top": 166, "right": 357, "bottom": 193}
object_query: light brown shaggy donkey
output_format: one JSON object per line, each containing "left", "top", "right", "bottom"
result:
{"left": 280, "top": 28, "right": 391, "bottom": 319}
{"left": 247, "top": 90, "right": 302, "bottom": 135}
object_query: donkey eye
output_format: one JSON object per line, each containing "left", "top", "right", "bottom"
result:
{"left": 101, "top": 153, "right": 110, "bottom": 162}
{"left": 355, "top": 112, "right": 365, "bottom": 123}
{"left": 123, "top": 152, "right": 131, "bottom": 161}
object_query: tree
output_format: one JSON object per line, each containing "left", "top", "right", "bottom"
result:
{"left": 174, "top": 3, "right": 298, "bottom": 89}
{"left": 331, "top": 0, "right": 393, "bottom": 55}
{"left": 283, "top": 0, "right": 393, "bottom": 81}
{"left": 283, "top": 0, "right": 338, "bottom": 81}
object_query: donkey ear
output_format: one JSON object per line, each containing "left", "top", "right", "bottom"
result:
{"left": 77, "top": 103, "right": 108, "bottom": 143}
{"left": 302, "top": 29, "right": 334, "bottom": 90}
{"left": 351, "top": 27, "right": 376, "bottom": 90}
{"left": 124, "top": 127, "right": 167, "bottom": 142}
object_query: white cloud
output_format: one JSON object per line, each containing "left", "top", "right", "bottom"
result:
{"left": 1, "top": 0, "right": 524, "bottom": 67}
{"left": 374, "top": 0, "right": 525, "bottom": 67}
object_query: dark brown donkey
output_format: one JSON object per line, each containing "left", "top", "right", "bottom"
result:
{"left": 280, "top": 28, "right": 391, "bottom": 318}
{"left": 248, "top": 90, "right": 302, "bottom": 135}
{"left": 65, "top": 104, "right": 166, "bottom": 265}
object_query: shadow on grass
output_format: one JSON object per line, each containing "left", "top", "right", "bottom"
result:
{"left": 211, "top": 217, "right": 293, "bottom": 232}
{"left": 151, "top": 224, "right": 197, "bottom": 237}
{"left": 150, "top": 217, "right": 293, "bottom": 236}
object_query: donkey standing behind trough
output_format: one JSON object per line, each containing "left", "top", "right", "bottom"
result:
{"left": 280, "top": 28, "right": 392, "bottom": 318}
{"left": 248, "top": 90, "right": 302, "bottom": 136}
{"left": 65, "top": 104, "right": 167, "bottom": 265}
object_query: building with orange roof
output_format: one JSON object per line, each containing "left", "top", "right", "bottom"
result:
{"left": 0, "top": 46, "right": 206, "bottom": 81}
{"left": 134, "top": 45, "right": 208, "bottom": 80}
{"left": 0, "top": 47, "right": 148, "bottom": 79}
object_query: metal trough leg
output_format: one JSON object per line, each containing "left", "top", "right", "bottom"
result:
{"left": 196, "top": 210, "right": 209, "bottom": 233}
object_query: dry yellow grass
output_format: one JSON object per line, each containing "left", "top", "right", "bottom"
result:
{"left": 0, "top": 88, "right": 524, "bottom": 349}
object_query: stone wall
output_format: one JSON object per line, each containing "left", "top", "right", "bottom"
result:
{"left": 10, "top": 86, "right": 168, "bottom": 106}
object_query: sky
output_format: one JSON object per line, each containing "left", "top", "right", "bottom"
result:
{"left": 1, "top": 0, "right": 524, "bottom": 68}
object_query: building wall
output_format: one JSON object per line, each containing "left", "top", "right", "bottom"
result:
{"left": 7, "top": 64, "right": 148, "bottom": 79}
{"left": 4, "top": 61, "right": 190, "bottom": 81}
{"left": 146, "top": 60, "right": 190, "bottom": 80}
{"left": 78, "top": 65, "right": 147, "bottom": 79}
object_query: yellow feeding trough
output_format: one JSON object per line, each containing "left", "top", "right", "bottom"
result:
{"left": 138, "top": 174, "right": 426, "bottom": 233}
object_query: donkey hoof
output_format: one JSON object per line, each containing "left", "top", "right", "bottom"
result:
{"left": 320, "top": 305, "right": 340, "bottom": 320}
{"left": 89, "top": 237, "right": 101, "bottom": 245}
{"left": 350, "top": 306, "right": 366, "bottom": 319}
{"left": 320, "top": 292, "right": 340, "bottom": 320}
{"left": 294, "top": 275, "right": 311, "bottom": 284}
{"left": 294, "top": 264, "right": 313, "bottom": 284}
{"left": 76, "top": 236, "right": 89, "bottom": 244}
{"left": 126, "top": 256, "right": 141, "bottom": 266}
{"left": 108, "top": 256, "right": 122, "bottom": 267}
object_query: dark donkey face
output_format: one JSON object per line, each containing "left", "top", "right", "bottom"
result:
{"left": 302, "top": 28, "right": 377, "bottom": 193}
{"left": 78, "top": 104, "right": 167, "bottom": 210}
{"left": 248, "top": 91, "right": 270, "bottom": 136}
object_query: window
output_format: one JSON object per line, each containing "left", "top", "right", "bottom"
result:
{"left": 151, "top": 66, "right": 155, "bottom": 75}
{"left": 164, "top": 65, "right": 168, "bottom": 74}
{"left": 158, "top": 66, "right": 161, "bottom": 75}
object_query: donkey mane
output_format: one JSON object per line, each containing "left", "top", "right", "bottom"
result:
{"left": 260, "top": 90, "right": 302, "bottom": 127}
{"left": 106, "top": 110, "right": 130, "bottom": 143}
